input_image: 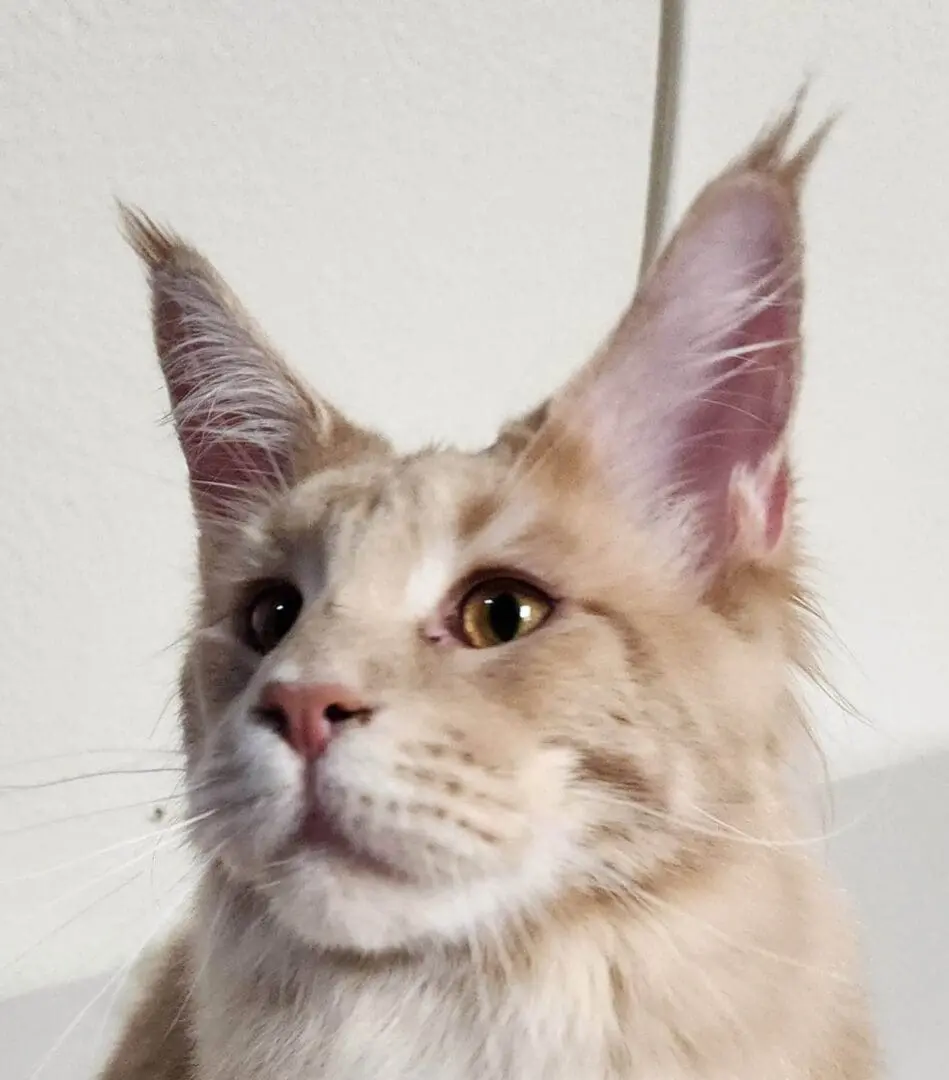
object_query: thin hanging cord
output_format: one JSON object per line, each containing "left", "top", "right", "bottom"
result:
{"left": 638, "top": 0, "right": 686, "bottom": 282}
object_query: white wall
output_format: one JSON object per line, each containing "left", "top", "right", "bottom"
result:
{"left": 1, "top": 0, "right": 946, "bottom": 1002}
{"left": 826, "top": 751, "right": 949, "bottom": 1077}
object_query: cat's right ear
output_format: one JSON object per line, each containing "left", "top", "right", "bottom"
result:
{"left": 121, "top": 207, "right": 387, "bottom": 524}
{"left": 506, "top": 101, "right": 827, "bottom": 580}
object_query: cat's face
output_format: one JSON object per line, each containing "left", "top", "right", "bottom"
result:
{"left": 127, "top": 107, "right": 819, "bottom": 953}
{"left": 182, "top": 446, "right": 783, "bottom": 953}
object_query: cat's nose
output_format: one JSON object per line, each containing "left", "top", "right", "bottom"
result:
{"left": 255, "top": 682, "right": 372, "bottom": 759}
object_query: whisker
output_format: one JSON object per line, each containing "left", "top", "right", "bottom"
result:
{"left": 635, "top": 888, "right": 848, "bottom": 984}
{"left": 1, "top": 869, "right": 146, "bottom": 980}
{"left": 5, "top": 833, "right": 192, "bottom": 941}
{"left": 0, "top": 767, "right": 185, "bottom": 794}
{"left": 0, "top": 797, "right": 186, "bottom": 839}
{"left": 0, "top": 809, "right": 216, "bottom": 884}
{"left": 586, "top": 776, "right": 893, "bottom": 854}
{"left": 0, "top": 747, "right": 183, "bottom": 771}
{"left": 0, "top": 775, "right": 239, "bottom": 838}
{"left": 635, "top": 897, "right": 752, "bottom": 1049}
{"left": 31, "top": 869, "right": 197, "bottom": 1080}
{"left": 162, "top": 885, "right": 228, "bottom": 1040}
{"left": 149, "top": 683, "right": 183, "bottom": 739}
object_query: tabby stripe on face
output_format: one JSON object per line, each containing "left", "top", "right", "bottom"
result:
{"left": 576, "top": 747, "right": 659, "bottom": 808}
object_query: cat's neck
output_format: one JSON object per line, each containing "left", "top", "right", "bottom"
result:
{"left": 187, "top": 846, "right": 861, "bottom": 1080}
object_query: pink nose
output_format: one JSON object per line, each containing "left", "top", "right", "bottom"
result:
{"left": 256, "top": 682, "right": 372, "bottom": 759}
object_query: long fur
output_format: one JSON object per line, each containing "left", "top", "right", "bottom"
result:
{"left": 100, "top": 104, "right": 878, "bottom": 1080}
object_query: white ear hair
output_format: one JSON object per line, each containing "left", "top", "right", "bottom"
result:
{"left": 122, "top": 207, "right": 384, "bottom": 523}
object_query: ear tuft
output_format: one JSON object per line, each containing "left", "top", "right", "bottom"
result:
{"left": 118, "top": 202, "right": 181, "bottom": 270}
{"left": 739, "top": 86, "right": 836, "bottom": 191}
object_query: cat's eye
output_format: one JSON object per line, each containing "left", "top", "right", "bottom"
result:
{"left": 241, "top": 581, "right": 304, "bottom": 655}
{"left": 457, "top": 578, "right": 553, "bottom": 649}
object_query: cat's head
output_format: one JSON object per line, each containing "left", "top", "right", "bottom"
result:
{"left": 126, "top": 106, "right": 825, "bottom": 955}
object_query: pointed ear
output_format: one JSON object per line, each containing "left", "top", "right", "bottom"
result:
{"left": 490, "top": 403, "right": 550, "bottom": 462}
{"left": 121, "top": 208, "right": 387, "bottom": 523}
{"left": 526, "top": 105, "right": 828, "bottom": 575}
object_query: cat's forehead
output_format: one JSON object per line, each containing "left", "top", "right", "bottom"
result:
{"left": 264, "top": 448, "right": 542, "bottom": 602}
{"left": 277, "top": 449, "right": 505, "bottom": 537}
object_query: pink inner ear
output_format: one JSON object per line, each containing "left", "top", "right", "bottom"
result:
{"left": 677, "top": 290, "right": 797, "bottom": 560}
{"left": 764, "top": 459, "right": 790, "bottom": 550}
{"left": 533, "top": 136, "right": 813, "bottom": 575}
{"left": 180, "top": 412, "right": 286, "bottom": 518}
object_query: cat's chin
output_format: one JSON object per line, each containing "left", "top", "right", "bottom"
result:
{"left": 296, "top": 805, "right": 401, "bottom": 881}
{"left": 258, "top": 851, "right": 467, "bottom": 953}
{"left": 253, "top": 835, "right": 564, "bottom": 956}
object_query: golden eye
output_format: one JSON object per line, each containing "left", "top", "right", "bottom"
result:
{"left": 458, "top": 578, "right": 554, "bottom": 649}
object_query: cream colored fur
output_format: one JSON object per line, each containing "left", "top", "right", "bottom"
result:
{"left": 100, "top": 107, "right": 878, "bottom": 1079}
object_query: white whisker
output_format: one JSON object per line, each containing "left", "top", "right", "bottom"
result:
{"left": 0, "top": 809, "right": 216, "bottom": 885}
{"left": 0, "top": 767, "right": 184, "bottom": 794}
{"left": 30, "top": 869, "right": 197, "bottom": 1080}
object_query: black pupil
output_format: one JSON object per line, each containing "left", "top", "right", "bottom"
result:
{"left": 250, "top": 586, "right": 302, "bottom": 652}
{"left": 485, "top": 592, "right": 523, "bottom": 643}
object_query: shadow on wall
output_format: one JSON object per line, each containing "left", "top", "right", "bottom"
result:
{"left": 826, "top": 750, "right": 949, "bottom": 1079}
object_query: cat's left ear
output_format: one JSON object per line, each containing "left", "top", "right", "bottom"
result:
{"left": 521, "top": 105, "right": 828, "bottom": 576}
{"left": 121, "top": 208, "right": 387, "bottom": 525}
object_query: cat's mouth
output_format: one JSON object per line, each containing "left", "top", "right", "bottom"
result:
{"left": 299, "top": 804, "right": 349, "bottom": 849}
{"left": 293, "top": 802, "right": 398, "bottom": 879}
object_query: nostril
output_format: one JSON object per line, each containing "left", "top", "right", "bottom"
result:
{"left": 255, "top": 705, "right": 289, "bottom": 737}
{"left": 324, "top": 702, "right": 358, "bottom": 724}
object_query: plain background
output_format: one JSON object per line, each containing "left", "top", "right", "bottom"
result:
{"left": 1, "top": 1, "right": 946, "bottom": 1075}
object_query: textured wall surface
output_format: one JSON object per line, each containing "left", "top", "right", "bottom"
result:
{"left": 1, "top": 0, "right": 946, "bottom": 998}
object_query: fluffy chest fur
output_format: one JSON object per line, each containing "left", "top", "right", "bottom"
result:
{"left": 188, "top": 850, "right": 870, "bottom": 1080}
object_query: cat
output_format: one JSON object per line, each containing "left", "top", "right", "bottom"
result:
{"left": 99, "top": 103, "right": 878, "bottom": 1079}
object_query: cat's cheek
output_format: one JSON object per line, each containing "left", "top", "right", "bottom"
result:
{"left": 187, "top": 631, "right": 261, "bottom": 726}
{"left": 255, "top": 739, "right": 584, "bottom": 952}
{"left": 187, "top": 710, "right": 304, "bottom": 879}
